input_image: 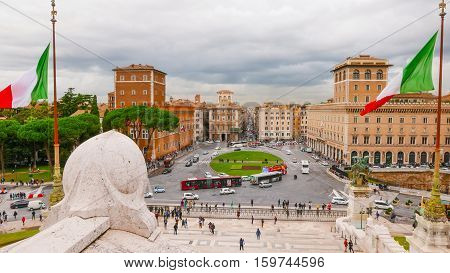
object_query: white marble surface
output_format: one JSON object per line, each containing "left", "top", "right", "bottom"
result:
{"left": 43, "top": 130, "right": 157, "bottom": 238}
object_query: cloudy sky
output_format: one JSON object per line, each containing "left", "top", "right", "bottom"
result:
{"left": 0, "top": 0, "right": 449, "bottom": 104}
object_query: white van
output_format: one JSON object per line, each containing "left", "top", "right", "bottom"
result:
{"left": 28, "top": 200, "right": 46, "bottom": 211}
{"left": 373, "top": 199, "right": 393, "bottom": 210}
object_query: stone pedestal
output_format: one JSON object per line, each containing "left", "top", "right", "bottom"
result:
{"left": 408, "top": 214, "right": 449, "bottom": 253}
{"left": 347, "top": 185, "right": 371, "bottom": 229}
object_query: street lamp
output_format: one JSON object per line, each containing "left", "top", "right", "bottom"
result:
{"left": 359, "top": 208, "right": 365, "bottom": 229}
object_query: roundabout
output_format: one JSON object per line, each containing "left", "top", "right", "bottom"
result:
{"left": 210, "top": 150, "right": 283, "bottom": 176}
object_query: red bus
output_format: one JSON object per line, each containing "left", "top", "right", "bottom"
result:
{"left": 164, "top": 156, "right": 175, "bottom": 168}
{"left": 180, "top": 176, "right": 242, "bottom": 191}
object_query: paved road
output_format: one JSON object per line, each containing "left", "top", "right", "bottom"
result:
{"left": 147, "top": 143, "right": 346, "bottom": 207}
{"left": 0, "top": 185, "right": 52, "bottom": 222}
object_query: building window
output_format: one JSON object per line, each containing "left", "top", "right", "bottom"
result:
{"left": 365, "top": 117, "right": 369, "bottom": 123}
{"left": 131, "top": 75, "right": 136, "bottom": 81}
{"left": 353, "top": 96, "right": 358, "bottom": 102}
{"left": 410, "top": 136, "right": 416, "bottom": 145}
{"left": 365, "top": 70, "right": 371, "bottom": 80}
{"left": 412, "top": 117, "right": 416, "bottom": 124}
{"left": 142, "top": 101, "right": 148, "bottom": 106}
{"left": 398, "top": 136, "right": 404, "bottom": 144}
{"left": 142, "top": 129, "right": 149, "bottom": 139}
{"left": 423, "top": 117, "right": 428, "bottom": 124}
{"left": 365, "top": 96, "right": 370, "bottom": 102}
{"left": 365, "top": 85, "right": 370, "bottom": 91}
{"left": 446, "top": 137, "right": 450, "bottom": 145}
{"left": 120, "top": 90, "right": 124, "bottom": 95}
{"left": 364, "top": 136, "right": 370, "bottom": 144}
{"left": 143, "top": 90, "right": 148, "bottom": 95}
{"left": 354, "top": 84, "right": 359, "bottom": 91}
{"left": 353, "top": 70, "right": 360, "bottom": 79}
{"left": 388, "top": 117, "right": 393, "bottom": 123}
{"left": 376, "top": 70, "right": 383, "bottom": 80}
{"left": 376, "top": 117, "right": 381, "bottom": 123}
{"left": 422, "top": 136, "right": 428, "bottom": 145}
{"left": 377, "top": 85, "right": 382, "bottom": 91}
{"left": 400, "top": 117, "right": 404, "bottom": 123}
{"left": 387, "top": 136, "right": 393, "bottom": 145}
{"left": 132, "top": 101, "right": 136, "bottom": 106}
{"left": 131, "top": 90, "right": 136, "bottom": 95}
{"left": 352, "top": 136, "right": 358, "bottom": 144}
{"left": 119, "top": 75, "right": 125, "bottom": 81}
{"left": 375, "top": 136, "right": 381, "bottom": 144}
{"left": 354, "top": 116, "right": 358, "bottom": 123}
{"left": 343, "top": 70, "right": 346, "bottom": 80}
{"left": 120, "top": 101, "right": 125, "bottom": 107}
{"left": 143, "top": 75, "right": 148, "bottom": 81}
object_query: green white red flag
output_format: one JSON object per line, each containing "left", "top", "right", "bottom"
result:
{"left": 360, "top": 32, "right": 438, "bottom": 116}
{"left": 0, "top": 44, "right": 50, "bottom": 108}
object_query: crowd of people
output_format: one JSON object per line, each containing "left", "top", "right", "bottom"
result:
{"left": 146, "top": 145, "right": 194, "bottom": 173}
{"left": 0, "top": 177, "right": 45, "bottom": 186}
{"left": 9, "top": 192, "right": 27, "bottom": 200}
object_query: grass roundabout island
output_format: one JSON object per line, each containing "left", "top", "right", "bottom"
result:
{"left": 210, "top": 150, "right": 283, "bottom": 176}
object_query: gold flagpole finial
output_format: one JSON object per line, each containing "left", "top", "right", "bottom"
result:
{"left": 440, "top": 0, "right": 446, "bottom": 16}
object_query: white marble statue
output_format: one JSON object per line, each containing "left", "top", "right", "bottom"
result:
{"left": 43, "top": 130, "right": 157, "bottom": 238}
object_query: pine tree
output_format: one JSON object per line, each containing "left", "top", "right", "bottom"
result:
{"left": 91, "top": 95, "right": 99, "bottom": 117}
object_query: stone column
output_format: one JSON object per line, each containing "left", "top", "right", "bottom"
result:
{"left": 346, "top": 185, "right": 371, "bottom": 229}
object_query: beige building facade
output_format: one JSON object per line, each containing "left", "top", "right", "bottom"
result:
{"left": 256, "top": 102, "right": 296, "bottom": 141}
{"left": 306, "top": 55, "right": 450, "bottom": 166}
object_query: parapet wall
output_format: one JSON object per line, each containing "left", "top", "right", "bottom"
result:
{"left": 370, "top": 170, "right": 450, "bottom": 194}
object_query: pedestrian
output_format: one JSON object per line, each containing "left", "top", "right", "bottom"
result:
{"left": 39, "top": 214, "right": 43, "bottom": 222}
{"left": 21, "top": 216, "right": 25, "bottom": 226}
{"left": 344, "top": 238, "right": 348, "bottom": 252}
{"left": 13, "top": 211, "right": 17, "bottom": 220}
{"left": 256, "top": 228, "right": 261, "bottom": 240}
{"left": 348, "top": 240, "right": 354, "bottom": 253}
{"left": 239, "top": 238, "right": 245, "bottom": 251}
{"left": 261, "top": 219, "right": 264, "bottom": 228}
{"left": 274, "top": 216, "right": 277, "bottom": 224}
{"left": 251, "top": 215, "right": 254, "bottom": 224}
{"left": 278, "top": 199, "right": 281, "bottom": 207}
{"left": 376, "top": 210, "right": 380, "bottom": 220}
{"left": 251, "top": 199, "right": 254, "bottom": 207}
{"left": 173, "top": 223, "right": 178, "bottom": 235}
{"left": 31, "top": 210, "right": 36, "bottom": 220}
{"left": 164, "top": 218, "right": 168, "bottom": 229}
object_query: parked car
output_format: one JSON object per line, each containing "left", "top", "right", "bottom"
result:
{"left": 185, "top": 160, "right": 192, "bottom": 167}
{"left": 321, "top": 161, "right": 330, "bottom": 166}
{"left": 162, "top": 168, "right": 172, "bottom": 174}
{"left": 144, "top": 192, "right": 154, "bottom": 198}
{"left": 183, "top": 192, "right": 199, "bottom": 200}
{"left": 214, "top": 147, "right": 221, "bottom": 150}
{"left": 219, "top": 188, "right": 235, "bottom": 195}
{"left": 202, "top": 151, "right": 209, "bottom": 155}
{"left": 373, "top": 199, "right": 394, "bottom": 210}
{"left": 286, "top": 150, "right": 292, "bottom": 155}
{"left": 206, "top": 140, "right": 213, "bottom": 144}
{"left": 153, "top": 186, "right": 165, "bottom": 193}
{"left": 212, "top": 152, "right": 219, "bottom": 157}
{"left": 331, "top": 196, "right": 348, "bottom": 205}
{"left": 28, "top": 200, "right": 46, "bottom": 211}
{"left": 292, "top": 158, "right": 298, "bottom": 163}
{"left": 259, "top": 181, "right": 273, "bottom": 188}
{"left": 214, "top": 140, "right": 221, "bottom": 143}
{"left": 10, "top": 200, "right": 29, "bottom": 209}
{"left": 218, "top": 172, "right": 228, "bottom": 177}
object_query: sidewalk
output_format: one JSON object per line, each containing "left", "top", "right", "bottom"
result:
{"left": 389, "top": 186, "right": 450, "bottom": 201}
{"left": 0, "top": 219, "right": 43, "bottom": 234}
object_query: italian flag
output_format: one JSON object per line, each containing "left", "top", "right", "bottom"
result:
{"left": 0, "top": 44, "right": 50, "bottom": 108}
{"left": 360, "top": 32, "right": 437, "bottom": 116}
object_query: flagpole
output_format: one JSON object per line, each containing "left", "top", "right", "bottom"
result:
{"left": 49, "top": 0, "right": 64, "bottom": 206}
{"left": 425, "top": 0, "right": 447, "bottom": 222}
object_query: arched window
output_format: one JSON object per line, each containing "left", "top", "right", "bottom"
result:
{"left": 335, "top": 73, "right": 338, "bottom": 82}
{"left": 376, "top": 70, "right": 383, "bottom": 80}
{"left": 343, "top": 70, "right": 346, "bottom": 80}
{"left": 365, "top": 69, "right": 371, "bottom": 80}
{"left": 351, "top": 151, "right": 358, "bottom": 165}
{"left": 409, "top": 152, "right": 416, "bottom": 165}
{"left": 444, "top": 152, "right": 450, "bottom": 164}
{"left": 363, "top": 151, "right": 369, "bottom": 159}
{"left": 353, "top": 70, "right": 360, "bottom": 80}
{"left": 420, "top": 152, "right": 427, "bottom": 165}
{"left": 339, "top": 72, "right": 342, "bottom": 82}
{"left": 374, "top": 151, "right": 381, "bottom": 165}
{"left": 386, "top": 151, "right": 392, "bottom": 166}
{"left": 397, "top": 152, "right": 404, "bottom": 166}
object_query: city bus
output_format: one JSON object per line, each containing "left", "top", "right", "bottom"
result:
{"left": 301, "top": 160, "right": 310, "bottom": 174}
{"left": 180, "top": 176, "right": 242, "bottom": 191}
{"left": 249, "top": 171, "right": 283, "bottom": 185}
{"left": 164, "top": 156, "right": 175, "bottom": 168}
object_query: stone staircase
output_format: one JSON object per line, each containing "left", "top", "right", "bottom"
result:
{"left": 159, "top": 218, "right": 355, "bottom": 253}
